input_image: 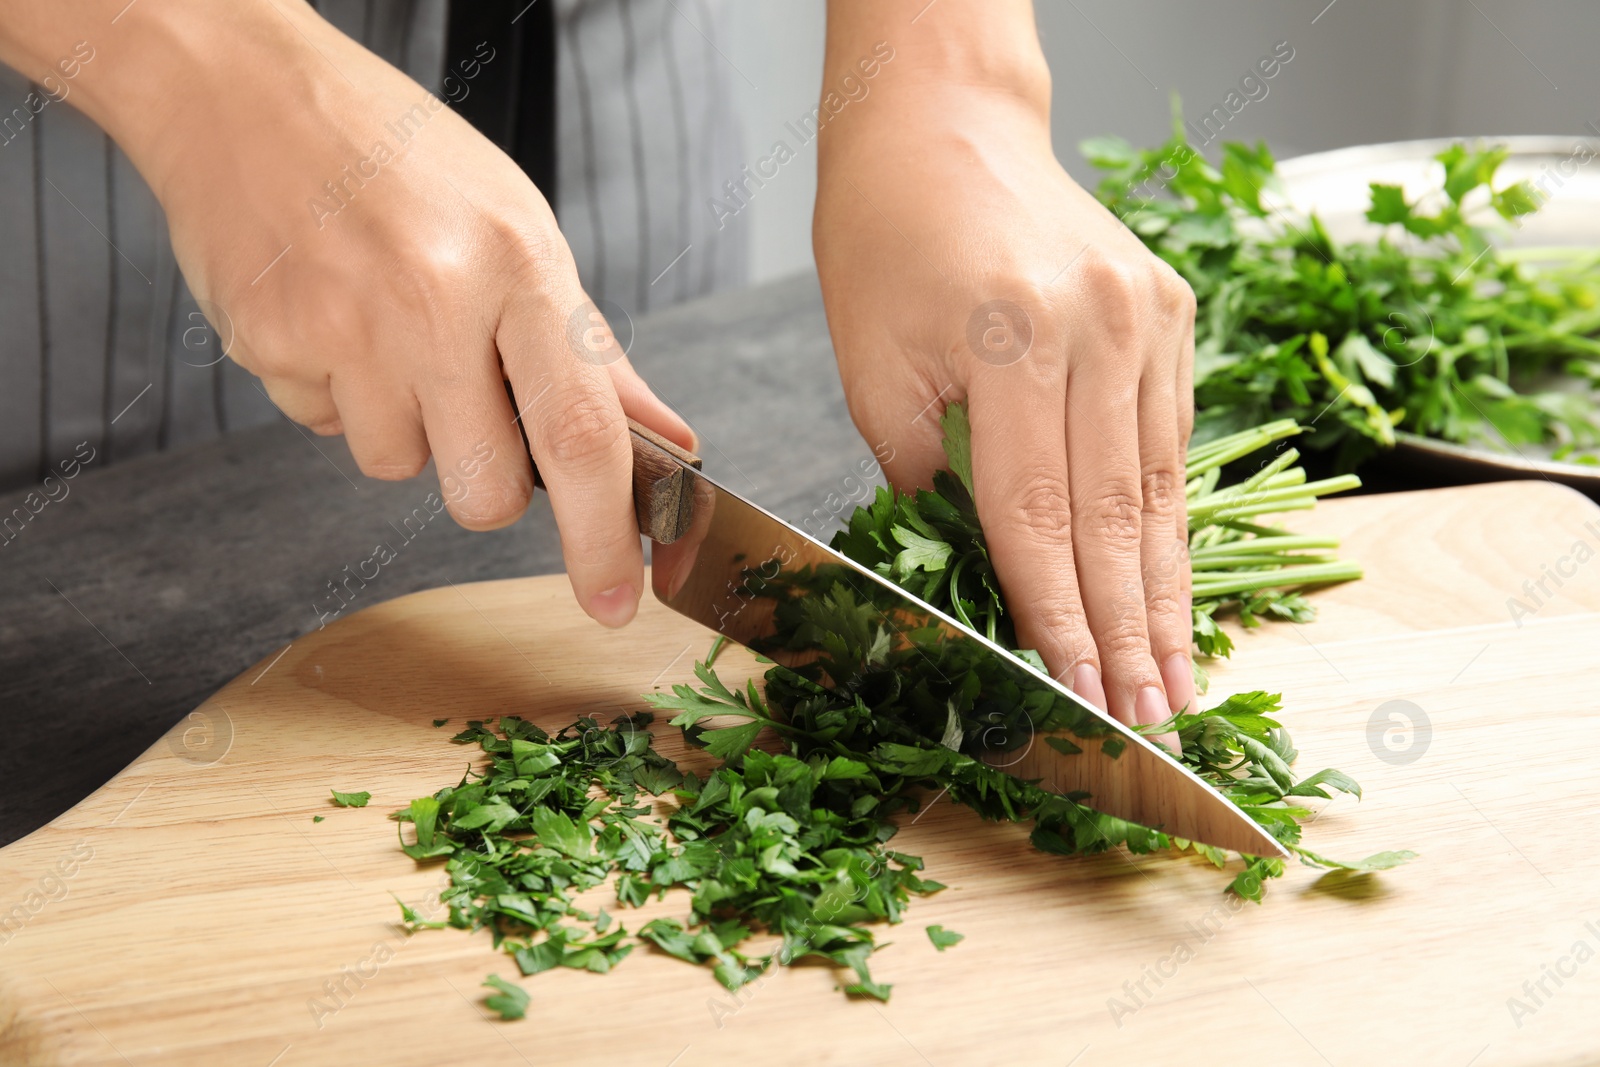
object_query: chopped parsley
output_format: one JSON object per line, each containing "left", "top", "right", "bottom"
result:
{"left": 481, "top": 974, "right": 529, "bottom": 1020}
{"left": 392, "top": 403, "right": 1411, "bottom": 1011}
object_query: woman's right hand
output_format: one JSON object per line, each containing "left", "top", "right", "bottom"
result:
{"left": 69, "top": 0, "right": 694, "bottom": 628}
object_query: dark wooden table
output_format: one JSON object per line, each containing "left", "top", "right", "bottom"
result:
{"left": 0, "top": 274, "right": 875, "bottom": 846}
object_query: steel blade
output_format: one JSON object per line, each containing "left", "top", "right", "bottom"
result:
{"left": 648, "top": 461, "right": 1287, "bottom": 858}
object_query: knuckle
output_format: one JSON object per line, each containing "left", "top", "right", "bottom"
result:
{"left": 1094, "top": 614, "right": 1152, "bottom": 665}
{"left": 1140, "top": 467, "right": 1182, "bottom": 522}
{"left": 495, "top": 223, "right": 561, "bottom": 277}
{"left": 1078, "top": 250, "right": 1161, "bottom": 303}
{"left": 537, "top": 387, "right": 626, "bottom": 470}
{"left": 449, "top": 475, "right": 532, "bottom": 529}
{"left": 1081, "top": 484, "right": 1143, "bottom": 546}
{"left": 1033, "top": 598, "right": 1093, "bottom": 650}
{"left": 244, "top": 335, "right": 299, "bottom": 383}
{"left": 1076, "top": 251, "right": 1196, "bottom": 337}
{"left": 996, "top": 280, "right": 1050, "bottom": 322}
{"left": 961, "top": 284, "right": 1050, "bottom": 372}
{"left": 1161, "top": 269, "right": 1197, "bottom": 320}
{"left": 1008, "top": 477, "right": 1074, "bottom": 541}
{"left": 400, "top": 239, "right": 473, "bottom": 299}
{"left": 1077, "top": 249, "right": 1143, "bottom": 318}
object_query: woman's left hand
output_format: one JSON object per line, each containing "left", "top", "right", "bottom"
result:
{"left": 814, "top": 77, "right": 1198, "bottom": 737}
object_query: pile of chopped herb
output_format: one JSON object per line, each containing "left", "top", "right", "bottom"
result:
{"left": 1083, "top": 112, "right": 1600, "bottom": 468}
{"left": 390, "top": 404, "right": 1412, "bottom": 1014}
{"left": 393, "top": 707, "right": 941, "bottom": 1008}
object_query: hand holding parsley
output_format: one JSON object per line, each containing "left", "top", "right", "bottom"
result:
{"left": 816, "top": 1, "right": 1199, "bottom": 734}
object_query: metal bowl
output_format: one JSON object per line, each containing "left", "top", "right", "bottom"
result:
{"left": 1272, "top": 136, "right": 1600, "bottom": 492}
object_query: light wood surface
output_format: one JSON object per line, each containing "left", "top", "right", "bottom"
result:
{"left": 2, "top": 481, "right": 1599, "bottom": 1067}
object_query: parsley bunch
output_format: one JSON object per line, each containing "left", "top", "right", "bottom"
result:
{"left": 832, "top": 405, "right": 1366, "bottom": 679}
{"left": 1084, "top": 113, "right": 1600, "bottom": 467}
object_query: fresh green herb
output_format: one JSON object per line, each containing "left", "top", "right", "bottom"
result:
{"left": 433, "top": 719, "right": 450, "bottom": 728}
{"left": 312, "top": 815, "right": 325, "bottom": 823}
{"left": 1084, "top": 110, "right": 1600, "bottom": 467}
{"left": 835, "top": 407, "right": 1362, "bottom": 681}
{"left": 394, "top": 403, "right": 1409, "bottom": 1004}
{"left": 481, "top": 974, "right": 529, "bottom": 1020}
{"left": 1183, "top": 419, "right": 1363, "bottom": 677}
{"left": 391, "top": 710, "right": 933, "bottom": 999}
{"left": 650, "top": 404, "right": 1407, "bottom": 901}
{"left": 331, "top": 790, "right": 371, "bottom": 808}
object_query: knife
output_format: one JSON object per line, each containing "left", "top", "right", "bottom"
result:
{"left": 539, "top": 416, "right": 1286, "bottom": 859}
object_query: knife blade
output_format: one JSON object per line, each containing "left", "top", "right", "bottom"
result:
{"left": 555, "top": 419, "right": 1287, "bottom": 859}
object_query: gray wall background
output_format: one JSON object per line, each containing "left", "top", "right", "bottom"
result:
{"left": 721, "top": 0, "right": 1598, "bottom": 285}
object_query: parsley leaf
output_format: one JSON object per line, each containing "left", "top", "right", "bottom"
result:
{"left": 481, "top": 974, "right": 528, "bottom": 1020}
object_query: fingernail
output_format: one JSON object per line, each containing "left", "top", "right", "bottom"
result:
{"left": 1135, "top": 685, "right": 1170, "bottom": 726}
{"left": 1072, "top": 664, "right": 1108, "bottom": 713}
{"left": 589, "top": 583, "right": 638, "bottom": 628}
{"left": 1161, "top": 653, "right": 1197, "bottom": 715}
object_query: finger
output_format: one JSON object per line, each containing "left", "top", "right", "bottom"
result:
{"left": 329, "top": 375, "right": 430, "bottom": 480}
{"left": 966, "top": 366, "right": 1106, "bottom": 713}
{"left": 605, "top": 355, "right": 697, "bottom": 453}
{"left": 504, "top": 290, "right": 643, "bottom": 628}
{"left": 260, "top": 377, "right": 341, "bottom": 435}
{"left": 1065, "top": 369, "right": 1164, "bottom": 731}
{"left": 1137, "top": 367, "right": 1188, "bottom": 753}
{"left": 1150, "top": 328, "right": 1197, "bottom": 725}
{"left": 415, "top": 325, "right": 534, "bottom": 532}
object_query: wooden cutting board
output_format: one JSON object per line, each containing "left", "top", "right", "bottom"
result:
{"left": 3, "top": 481, "right": 1599, "bottom": 1067}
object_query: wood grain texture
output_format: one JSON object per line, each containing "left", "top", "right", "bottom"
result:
{"left": 2, "top": 481, "right": 1598, "bottom": 1067}
{"left": 626, "top": 420, "right": 702, "bottom": 545}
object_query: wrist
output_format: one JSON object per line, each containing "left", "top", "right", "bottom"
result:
{"left": 66, "top": 1, "right": 333, "bottom": 199}
{"left": 815, "top": 81, "right": 1053, "bottom": 186}
{"left": 821, "top": 0, "right": 1051, "bottom": 121}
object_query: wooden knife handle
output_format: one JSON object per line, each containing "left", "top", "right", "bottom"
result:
{"left": 618, "top": 420, "right": 703, "bottom": 544}
{"left": 505, "top": 382, "right": 703, "bottom": 544}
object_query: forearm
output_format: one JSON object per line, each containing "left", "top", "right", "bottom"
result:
{"left": 821, "top": 0, "right": 1051, "bottom": 115}
{"left": 0, "top": 1, "right": 333, "bottom": 196}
